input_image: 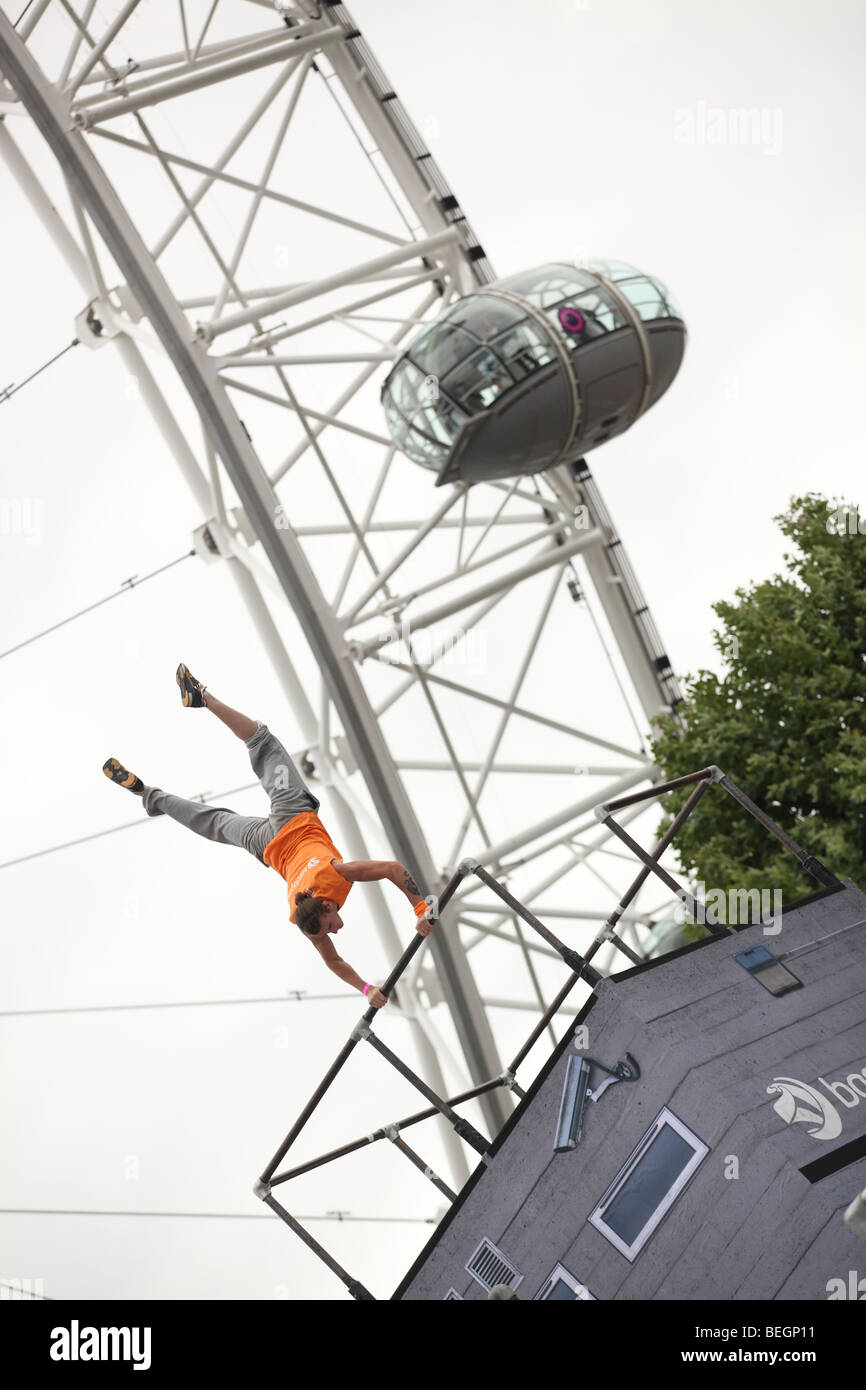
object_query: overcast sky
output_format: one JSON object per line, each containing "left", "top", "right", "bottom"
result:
{"left": 1, "top": 0, "right": 864, "bottom": 1302}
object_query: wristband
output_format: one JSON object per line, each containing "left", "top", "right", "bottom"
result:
{"left": 414, "top": 901, "right": 430, "bottom": 919}
{"left": 362, "top": 983, "right": 371, "bottom": 996}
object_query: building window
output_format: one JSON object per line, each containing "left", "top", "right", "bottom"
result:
{"left": 733, "top": 945, "right": 802, "bottom": 996}
{"left": 465, "top": 1237, "right": 523, "bottom": 1293}
{"left": 535, "top": 1263, "right": 596, "bottom": 1301}
{"left": 588, "top": 1107, "right": 708, "bottom": 1261}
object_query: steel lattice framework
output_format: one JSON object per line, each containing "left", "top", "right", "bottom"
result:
{"left": 0, "top": 0, "right": 685, "bottom": 1183}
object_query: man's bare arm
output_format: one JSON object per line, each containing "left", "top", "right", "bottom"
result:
{"left": 332, "top": 859, "right": 433, "bottom": 934}
{"left": 387, "top": 862, "right": 424, "bottom": 908}
{"left": 308, "top": 931, "right": 387, "bottom": 1008}
{"left": 332, "top": 858, "right": 398, "bottom": 884}
{"left": 334, "top": 858, "right": 423, "bottom": 905}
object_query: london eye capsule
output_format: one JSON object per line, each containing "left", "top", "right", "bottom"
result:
{"left": 380, "top": 260, "right": 686, "bottom": 486}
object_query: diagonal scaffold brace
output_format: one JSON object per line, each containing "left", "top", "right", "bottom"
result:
{"left": 252, "top": 859, "right": 488, "bottom": 1297}
{"left": 258, "top": 1189, "right": 376, "bottom": 1301}
{"left": 252, "top": 856, "right": 603, "bottom": 1297}
{"left": 256, "top": 859, "right": 481, "bottom": 1188}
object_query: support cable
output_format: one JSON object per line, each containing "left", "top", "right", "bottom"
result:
{"left": 0, "top": 549, "right": 195, "bottom": 662}
{"left": 0, "top": 1207, "right": 437, "bottom": 1224}
{"left": 530, "top": 477, "right": 648, "bottom": 753}
{"left": 536, "top": 467, "right": 650, "bottom": 756}
{"left": 13, "top": 1, "right": 36, "bottom": 29}
{"left": 1, "top": 775, "right": 274, "bottom": 871}
{"left": 0, "top": 337, "right": 79, "bottom": 405}
{"left": 0, "top": 992, "right": 358, "bottom": 1017}
{"left": 0, "top": 1278, "right": 51, "bottom": 1300}
{"left": 569, "top": 557, "right": 648, "bottom": 754}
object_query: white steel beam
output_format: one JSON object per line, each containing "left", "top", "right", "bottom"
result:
{"left": 225, "top": 271, "right": 439, "bottom": 356}
{"left": 373, "top": 659, "right": 648, "bottom": 763}
{"left": 200, "top": 228, "right": 459, "bottom": 342}
{"left": 76, "top": 26, "right": 341, "bottom": 125}
{"left": 324, "top": 39, "right": 477, "bottom": 295}
{"left": 72, "top": 24, "right": 302, "bottom": 106}
{"left": 65, "top": 0, "right": 146, "bottom": 96}
{"left": 269, "top": 283, "right": 443, "bottom": 485}
{"left": 209, "top": 51, "right": 312, "bottom": 323}
{"left": 476, "top": 765, "right": 656, "bottom": 870}
{"left": 57, "top": 0, "right": 99, "bottom": 89}
{"left": 293, "top": 516, "right": 544, "bottom": 535}
{"left": 395, "top": 761, "right": 630, "bottom": 776}
{"left": 352, "top": 529, "right": 603, "bottom": 657}
{"left": 446, "top": 563, "right": 564, "bottom": 866}
{"left": 147, "top": 56, "right": 299, "bottom": 259}
{"left": 347, "top": 520, "right": 571, "bottom": 626}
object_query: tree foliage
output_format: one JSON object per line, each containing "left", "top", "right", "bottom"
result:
{"left": 648, "top": 494, "right": 866, "bottom": 908}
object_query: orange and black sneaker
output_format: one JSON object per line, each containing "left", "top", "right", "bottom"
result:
{"left": 103, "top": 757, "right": 144, "bottom": 795}
{"left": 176, "top": 662, "right": 207, "bottom": 708}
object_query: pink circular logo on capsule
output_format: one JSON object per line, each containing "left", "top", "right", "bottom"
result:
{"left": 558, "top": 306, "right": 586, "bottom": 334}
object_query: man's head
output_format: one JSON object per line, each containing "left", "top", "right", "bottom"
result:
{"left": 295, "top": 891, "right": 343, "bottom": 937}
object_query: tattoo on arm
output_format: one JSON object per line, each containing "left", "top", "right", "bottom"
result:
{"left": 401, "top": 868, "right": 420, "bottom": 897}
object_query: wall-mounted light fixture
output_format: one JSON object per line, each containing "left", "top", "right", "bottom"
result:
{"left": 554, "top": 1052, "right": 640, "bottom": 1152}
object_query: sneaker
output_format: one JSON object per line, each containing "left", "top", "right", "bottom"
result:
{"left": 103, "top": 757, "right": 144, "bottom": 795}
{"left": 176, "top": 662, "right": 207, "bottom": 708}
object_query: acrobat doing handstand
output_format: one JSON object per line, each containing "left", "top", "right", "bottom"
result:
{"left": 103, "top": 664, "right": 434, "bottom": 1009}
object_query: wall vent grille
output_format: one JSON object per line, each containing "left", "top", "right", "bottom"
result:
{"left": 465, "top": 1238, "right": 522, "bottom": 1291}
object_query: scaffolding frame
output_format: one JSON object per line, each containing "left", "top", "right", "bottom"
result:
{"left": 253, "top": 765, "right": 842, "bottom": 1299}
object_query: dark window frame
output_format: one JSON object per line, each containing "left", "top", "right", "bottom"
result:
{"left": 534, "top": 1261, "right": 596, "bottom": 1300}
{"left": 588, "top": 1106, "right": 709, "bottom": 1261}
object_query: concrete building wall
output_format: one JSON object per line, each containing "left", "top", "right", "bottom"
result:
{"left": 396, "top": 882, "right": 866, "bottom": 1300}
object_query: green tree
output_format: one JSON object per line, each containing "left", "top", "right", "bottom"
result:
{"left": 649, "top": 493, "right": 866, "bottom": 912}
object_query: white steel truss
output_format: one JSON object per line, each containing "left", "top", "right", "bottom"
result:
{"left": 0, "top": 0, "right": 686, "bottom": 1180}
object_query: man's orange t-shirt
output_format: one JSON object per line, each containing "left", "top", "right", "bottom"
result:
{"left": 262, "top": 812, "right": 353, "bottom": 923}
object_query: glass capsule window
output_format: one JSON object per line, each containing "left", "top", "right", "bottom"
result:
{"left": 491, "top": 320, "right": 555, "bottom": 380}
{"left": 461, "top": 296, "right": 526, "bottom": 341}
{"left": 401, "top": 424, "right": 448, "bottom": 468}
{"left": 386, "top": 358, "right": 427, "bottom": 417}
{"left": 586, "top": 258, "right": 643, "bottom": 283}
{"left": 410, "top": 322, "right": 478, "bottom": 379}
{"left": 412, "top": 395, "right": 462, "bottom": 447}
{"left": 382, "top": 363, "right": 468, "bottom": 470}
{"left": 496, "top": 263, "right": 598, "bottom": 308}
{"left": 382, "top": 395, "right": 410, "bottom": 451}
{"left": 586, "top": 259, "right": 684, "bottom": 322}
{"left": 617, "top": 277, "right": 668, "bottom": 321}
{"left": 381, "top": 289, "right": 567, "bottom": 469}
{"left": 573, "top": 288, "right": 624, "bottom": 334}
{"left": 653, "top": 278, "right": 685, "bottom": 321}
{"left": 442, "top": 346, "right": 514, "bottom": 413}
{"left": 493, "top": 264, "right": 626, "bottom": 348}
{"left": 544, "top": 287, "right": 627, "bottom": 349}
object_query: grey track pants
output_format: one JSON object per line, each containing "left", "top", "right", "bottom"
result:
{"left": 141, "top": 721, "right": 320, "bottom": 864}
